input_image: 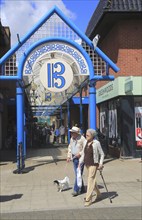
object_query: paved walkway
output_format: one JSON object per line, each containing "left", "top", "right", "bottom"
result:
{"left": 0, "top": 147, "right": 142, "bottom": 219}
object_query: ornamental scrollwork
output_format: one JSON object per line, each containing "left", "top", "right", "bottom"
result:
{"left": 24, "top": 43, "right": 88, "bottom": 75}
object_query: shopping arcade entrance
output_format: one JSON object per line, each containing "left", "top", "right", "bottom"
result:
{"left": 0, "top": 6, "right": 119, "bottom": 170}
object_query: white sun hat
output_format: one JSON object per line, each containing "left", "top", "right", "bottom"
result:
{"left": 69, "top": 126, "right": 80, "bottom": 134}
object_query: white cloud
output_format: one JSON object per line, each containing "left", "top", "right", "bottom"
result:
{"left": 1, "top": 0, "right": 76, "bottom": 46}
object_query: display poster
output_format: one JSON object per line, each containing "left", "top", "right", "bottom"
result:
{"left": 100, "top": 112, "right": 106, "bottom": 134}
{"left": 109, "top": 109, "right": 118, "bottom": 138}
{"left": 135, "top": 106, "right": 142, "bottom": 147}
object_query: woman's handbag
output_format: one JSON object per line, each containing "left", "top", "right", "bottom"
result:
{"left": 77, "top": 166, "right": 82, "bottom": 188}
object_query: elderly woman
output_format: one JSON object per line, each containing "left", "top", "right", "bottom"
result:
{"left": 79, "top": 129, "right": 104, "bottom": 207}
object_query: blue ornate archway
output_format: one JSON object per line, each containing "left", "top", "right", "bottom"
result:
{"left": 0, "top": 6, "right": 119, "bottom": 171}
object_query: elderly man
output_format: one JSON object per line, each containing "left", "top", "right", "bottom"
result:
{"left": 67, "top": 126, "right": 86, "bottom": 196}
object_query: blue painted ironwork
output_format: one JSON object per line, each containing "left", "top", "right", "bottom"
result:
{"left": 16, "top": 83, "right": 24, "bottom": 170}
{"left": 0, "top": 6, "right": 60, "bottom": 66}
{"left": 23, "top": 42, "right": 88, "bottom": 76}
{"left": 89, "top": 82, "right": 97, "bottom": 129}
{"left": 0, "top": 6, "right": 120, "bottom": 168}
{"left": 72, "top": 97, "right": 89, "bottom": 105}
{"left": 18, "top": 37, "right": 92, "bottom": 79}
{"left": 0, "top": 76, "right": 21, "bottom": 80}
{"left": 24, "top": 113, "right": 26, "bottom": 157}
{"left": 0, "top": 6, "right": 120, "bottom": 74}
{"left": 91, "top": 75, "right": 115, "bottom": 81}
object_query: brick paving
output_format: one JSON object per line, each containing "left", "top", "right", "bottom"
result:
{"left": 0, "top": 147, "right": 142, "bottom": 219}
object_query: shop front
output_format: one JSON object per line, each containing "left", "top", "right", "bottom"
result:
{"left": 97, "top": 76, "right": 142, "bottom": 158}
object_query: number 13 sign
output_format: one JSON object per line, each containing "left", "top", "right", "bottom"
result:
{"left": 40, "top": 59, "right": 73, "bottom": 93}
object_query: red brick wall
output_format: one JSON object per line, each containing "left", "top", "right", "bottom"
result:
{"left": 97, "top": 19, "right": 142, "bottom": 90}
{"left": 96, "top": 18, "right": 142, "bottom": 127}
{"left": 74, "top": 19, "right": 142, "bottom": 129}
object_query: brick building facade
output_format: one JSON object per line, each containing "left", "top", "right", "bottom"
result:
{"left": 0, "top": 21, "right": 17, "bottom": 150}
{"left": 0, "top": 21, "right": 11, "bottom": 150}
{"left": 85, "top": 0, "right": 142, "bottom": 158}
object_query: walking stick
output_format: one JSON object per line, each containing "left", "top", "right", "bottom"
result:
{"left": 99, "top": 169, "right": 112, "bottom": 203}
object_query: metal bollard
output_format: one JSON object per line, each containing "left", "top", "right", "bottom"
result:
{"left": 13, "top": 142, "right": 25, "bottom": 174}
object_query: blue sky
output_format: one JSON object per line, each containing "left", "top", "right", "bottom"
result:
{"left": 1, "top": 0, "right": 99, "bottom": 45}
{"left": 62, "top": 0, "right": 99, "bottom": 32}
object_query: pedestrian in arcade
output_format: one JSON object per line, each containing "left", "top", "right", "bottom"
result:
{"left": 67, "top": 126, "right": 86, "bottom": 196}
{"left": 42, "top": 125, "right": 46, "bottom": 144}
{"left": 45, "top": 125, "right": 51, "bottom": 144}
{"left": 59, "top": 124, "right": 65, "bottom": 144}
{"left": 79, "top": 128, "right": 104, "bottom": 207}
{"left": 54, "top": 127, "right": 60, "bottom": 144}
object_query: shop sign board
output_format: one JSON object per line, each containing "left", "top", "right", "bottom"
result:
{"left": 97, "top": 80, "right": 117, "bottom": 103}
{"left": 97, "top": 77, "right": 142, "bottom": 103}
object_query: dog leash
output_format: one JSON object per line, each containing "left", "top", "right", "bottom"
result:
{"left": 63, "top": 162, "right": 69, "bottom": 174}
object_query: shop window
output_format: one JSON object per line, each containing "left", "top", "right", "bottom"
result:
{"left": 99, "top": 99, "right": 122, "bottom": 151}
{"left": 134, "top": 97, "right": 142, "bottom": 148}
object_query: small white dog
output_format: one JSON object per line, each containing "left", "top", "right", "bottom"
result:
{"left": 54, "top": 176, "right": 70, "bottom": 192}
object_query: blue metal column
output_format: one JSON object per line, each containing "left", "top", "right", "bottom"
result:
{"left": 67, "top": 100, "right": 70, "bottom": 144}
{"left": 16, "top": 82, "right": 24, "bottom": 170}
{"left": 24, "top": 113, "right": 26, "bottom": 157}
{"left": 89, "top": 82, "right": 96, "bottom": 130}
